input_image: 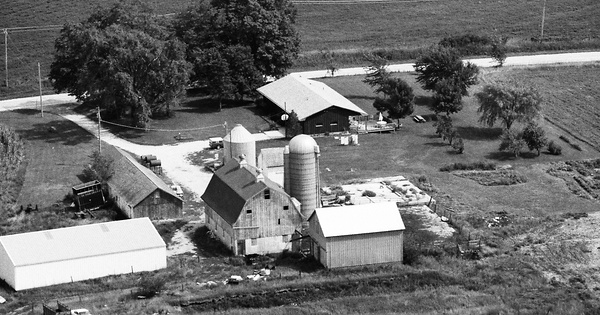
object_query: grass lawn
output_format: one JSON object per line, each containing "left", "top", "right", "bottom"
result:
{"left": 0, "top": 106, "right": 97, "bottom": 208}
{"left": 76, "top": 96, "right": 275, "bottom": 145}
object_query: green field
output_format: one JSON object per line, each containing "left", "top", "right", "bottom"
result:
{"left": 1, "top": 0, "right": 600, "bottom": 98}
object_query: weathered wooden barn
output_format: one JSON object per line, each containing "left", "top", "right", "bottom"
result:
{"left": 257, "top": 75, "right": 367, "bottom": 134}
{"left": 308, "top": 202, "right": 405, "bottom": 269}
{"left": 202, "top": 158, "right": 304, "bottom": 256}
{"left": 105, "top": 145, "right": 183, "bottom": 219}
{"left": 0, "top": 218, "right": 166, "bottom": 291}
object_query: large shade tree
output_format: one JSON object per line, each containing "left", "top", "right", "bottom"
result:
{"left": 372, "top": 78, "right": 414, "bottom": 126}
{"left": 414, "top": 46, "right": 478, "bottom": 115}
{"left": 476, "top": 84, "right": 542, "bottom": 130}
{"left": 174, "top": 0, "right": 300, "bottom": 99}
{"left": 49, "top": 1, "right": 190, "bottom": 127}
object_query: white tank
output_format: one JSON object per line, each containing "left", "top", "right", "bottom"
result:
{"left": 284, "top": 134, "right": 320, "bottom": 219}
{"left": 223, "top": 124, "right": 256, "bottom": 167}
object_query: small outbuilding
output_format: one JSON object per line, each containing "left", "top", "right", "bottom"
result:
{"left": 105, "top": 145, "right": 183, "bottom": 219}
{"left": 257, "top": 75, "right": 367, "bottom": 134}
{"left": 0, "top": 218, "right": 166, "bottom": 291}
{"left": 202, "top": 157, "right": 304, "bottom": 256}
{"left": 308, "top": 202, "right": 405, "bottom": 269}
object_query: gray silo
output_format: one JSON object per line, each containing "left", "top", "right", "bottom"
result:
{"left": 284, "top": 134, "right": 321, "bottom": 219}
{"left": 223, "top": 124, "right": 256, "bottom": 167}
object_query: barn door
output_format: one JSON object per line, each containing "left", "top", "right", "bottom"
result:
{"left": 237, "top": 240, "right": 246, "bottom": 256}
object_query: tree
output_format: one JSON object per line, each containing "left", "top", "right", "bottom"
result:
{"left": 363, "top": 54, "right": 391, "bottom": 93}
{"left": 50, "top": 2, "right": 190, "bottom": 127}
{"left": 434, "top": 114, "right": 453, "bottom": 139}
{"left": 174, "top": 0, "right": 300, "bottom": 98}
{"left": 82, "top": 150, "right": 115, "bottom": 190}
{"left": 522, "top": 122, "right": 547, "bottom": 155}
{"left": 431, "top": 78, "right": 464, "bottom": 115}
{"left": 414, "top": 45, "right": 479, "bottom": 97}
{"left": 499, "top": 128, "right": 526, "bottom": 157}
{"left": 476, "top": 84, "right": 542, "bottom": 130}
{"left": 490, "top": 35, "right": 508, "bottom": 67}
{"left": 286, "top": 110, "right": 302, "bottom": 139}
{"left": 372, "top": 78, "right": 414, "bottom": 126}
{"left": 452, "top": 137, "right": 464, "bottom": 154}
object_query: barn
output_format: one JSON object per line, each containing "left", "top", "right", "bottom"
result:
{"left": 0, "top": 218, "right": 166, "bottom": 291}
{"left": 202, "top": 157, "right": 304, "bottom": 256}
{"left": 257, "top": 75, "right": 367, "bottom": 134}
{"left": 104, "top": 145, "right": 183, "bottom": 219}
{"left": 308, "top": 202, "right": 405, "bottom": 269}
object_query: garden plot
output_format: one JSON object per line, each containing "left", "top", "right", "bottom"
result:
{"left": 339, "top": 176, "right": 434, "bottom": 206}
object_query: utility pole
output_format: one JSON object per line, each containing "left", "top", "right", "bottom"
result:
{"left": 97, "top": 107, "right": 102, "bottom": 153}
{"left": 38, "top": 62, "right": 43, "bottom": 117}
{"left": 540, "top": 0, "right": 547, "bottom": 42}
{"left": 3, "top": 28, "right": 7, "bottom": 88}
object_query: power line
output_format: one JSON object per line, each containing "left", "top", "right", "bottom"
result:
{"left": 99, "top": 118, "right": 225, "bottom": 132}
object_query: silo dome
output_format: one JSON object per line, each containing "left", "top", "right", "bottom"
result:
{"left": 288, "top": 134, "right": 318, "bottom": 154}
{"left": 224, "top": 124, "right": 256, "bottom": 167}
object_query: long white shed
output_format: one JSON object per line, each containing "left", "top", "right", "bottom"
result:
{"left": 308, "top": 202, "right": 405, "bottom": 269}
{"left": 0, "top": 217, "right": 166, "bottom": 291}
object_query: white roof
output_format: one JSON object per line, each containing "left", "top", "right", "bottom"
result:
{"left": 0, "top": 218, "right": 165, "bottom": 267}
{"left": 257, "top": 75, "right": 367, "bottom": 121}
{"left": 311, "top": 202, "right": 405, "bottom": 237}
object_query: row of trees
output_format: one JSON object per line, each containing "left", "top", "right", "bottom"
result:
{"left": 364, "top": 39, "right": 547, "bottom": 158}
{"left": 49, "top": 0, "right": 300, "bottom": 127}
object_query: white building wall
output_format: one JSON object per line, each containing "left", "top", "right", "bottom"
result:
{"left": 242, "top": 235, "right": 291, "bottom": 255}
{"left": 326, "top": 231, "right": 403, "bottom": 269}
{"left": 205, "top": 206, "right": 234, "bottom": 251}
{"left": 12, "top": 247, "right": 166, "bottom": 291}
{"left": 0, "top": 242, "right": 15, "bottom": 290}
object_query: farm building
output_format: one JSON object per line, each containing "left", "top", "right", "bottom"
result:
{"left": 202, "top": 157, "right": 304, "bottom": 256}
{"left": 104, "top": 145, "right": 183, "bottom": 219}
{"left": 257, "top": 75, "right": 367, "bottom": 134}
{"left": 308, "top": 202, "right": 405, "bottom": 269}
{"left": 0, "top": 218, "right": 166, "bottom": 291}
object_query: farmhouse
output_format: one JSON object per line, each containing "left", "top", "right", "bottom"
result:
{"left": 202, "top": 157, "right": 304, "bottom": 256}
{"left": 257, "top": 75, "right": 367, "bottom": 134}
{"left": 104, "top": 145, "right": 183, "bottom": 219}
{"left": 0, "top": 218, "right": 166, "bottom": 291}
{"left": 308, "top": 202, "right": 405, "bottom": 269}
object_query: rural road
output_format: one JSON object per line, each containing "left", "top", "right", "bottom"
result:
{"left": 0, "top": 50, "right": 599, "bottom": 206}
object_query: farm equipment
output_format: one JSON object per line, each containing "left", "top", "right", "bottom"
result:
{"left": 72, "top": 180, "right": 105, "bottom": 212}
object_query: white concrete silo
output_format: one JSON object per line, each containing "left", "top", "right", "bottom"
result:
{"left": 284, "top": 134, "right": 321, "bottom": 219}
{"left": 223, "top": 124, "right": 256, "bottom": 167}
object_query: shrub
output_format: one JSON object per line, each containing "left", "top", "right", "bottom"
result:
{"left": 440, "top": 161, "right": 496, "bottom": 172}
{"left": 452, "top": 136, "right": 464, "bottom": 153}
{"left": 137, "top": 273, "right": 168, "bottom": 297}
{"left": 548, "top": 140, "right": 562, "bottom": 155}
{"left": 362, "top": 190, "right": 377, "bottom": 197}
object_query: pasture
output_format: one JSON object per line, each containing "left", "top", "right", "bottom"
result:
{"left": 1, "top": 0, "right": 600, "bottom": 98}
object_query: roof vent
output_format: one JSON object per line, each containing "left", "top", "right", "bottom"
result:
{"left": 100, "top": 224, "right": 110, "bottom": 233}
{"left": 238, "top": 154, "right": 247, "bottom": 169}
{"left": 44, "top": 231, "right": 53, "bottom": 240}
{"left": 256, "top": 170, "right": 265, "bottom": 183}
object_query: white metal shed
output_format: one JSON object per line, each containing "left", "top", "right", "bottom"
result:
{"left": 0, "top": 218, "right": 166, "bottom": 291}
{"left": 308, "top": 202, "right": 405, "bottom": 269}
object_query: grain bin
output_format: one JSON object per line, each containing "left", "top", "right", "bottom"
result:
{"left": 284, "top": 134, "right": 321, "bottom": 219}
{"left": 223, "top": 124, "right": 256, "bottom": 167}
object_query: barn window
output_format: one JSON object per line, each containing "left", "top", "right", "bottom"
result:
{"left": 330, "top": 122, "right": 338, "bottom": 126}
{"left": 251, "top": 238, "right": 257, "bottom": 246}
{"left": 264, "top": 189, "right": 270, "bottom": 199}
{"left": 278, "top": 218, "right": 281, "bottom": 225}
{"left": 283, "top": 205, "right": 289, "bottom": 210}
{"left": 246, "top": 209, "right": 252, "bottom": 214}
{"left": 315, "top": 123, "right": 323, "bottom": 128}
{"left": 153, "top": 191, "right": 160, "bottom": 204}
{"left": 282, "top": 235, "right": 289, "bottom": 243}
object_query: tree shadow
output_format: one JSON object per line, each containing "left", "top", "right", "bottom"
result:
{"left": 456, "top": 126, "right": 503, "bottom": 141}
{"left": 21, "top": 120, "right": 96, "bottom": 146}
{"left": 12, "top": 108, "right": 39, "bottom": 115}
{"left": 414, "top": 95, "right": 433, "bottom": 107}
{"left": 345, "top": 95, "right": 376, "bottom": 101}
{"left": 423, "top": 142, "right": 447, "bottom": 147}
{"left": 485, "top": 151, "right": 517, "bottom": 161}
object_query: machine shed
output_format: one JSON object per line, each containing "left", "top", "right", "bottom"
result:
{"left": 0, "top": 218, "right": 166, "bottom": 291}
{"left": 308, "top": 202, "right": 405, "bottom": 269}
